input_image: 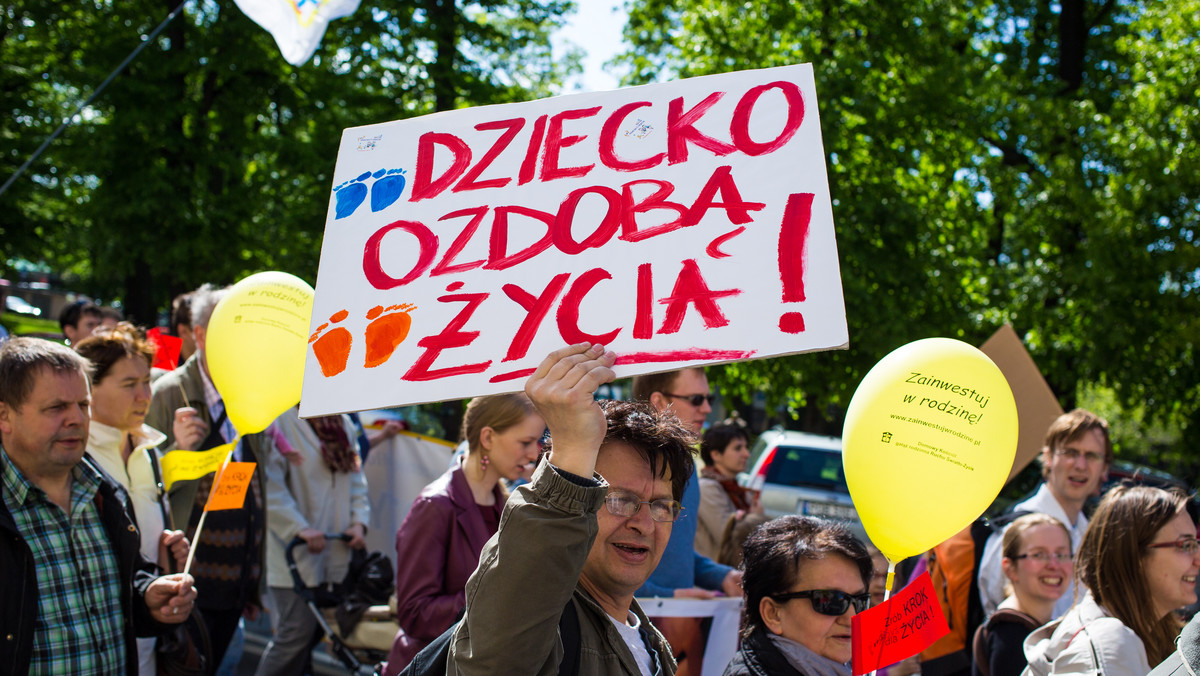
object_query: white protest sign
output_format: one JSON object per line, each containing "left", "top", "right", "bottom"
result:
{"left": 301, "top": 63, "right": 848, "bottom": 416}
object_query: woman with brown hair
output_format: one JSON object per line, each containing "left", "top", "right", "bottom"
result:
{"left": 383, "top": 393, "right": 545, "bottom": 674}
{"left": 75, "top": 323, "right": 194, "bottom": 676}
{"left": 972, "top": 513, "right": 1072, "bottom": 676}
{"left": 1024, "top": 485, "right": 1200, "bottom": 674}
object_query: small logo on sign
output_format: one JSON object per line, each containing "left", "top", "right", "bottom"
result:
{"left": 624, "top": 118, "right": 653, "bottom": 139}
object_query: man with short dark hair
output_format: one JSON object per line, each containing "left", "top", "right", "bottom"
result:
{"left": 632, "top": 367, "right": 741, "bottom": 599}
{"left": 0, "top": 337, "right": 196, "bottom": 676}
{"left": 58, "top": 299, "right": 103, "bottom": 345}
{"left": 977, "top": 408, "right": 1113, "bottom": 619}
{"left": 169, "top": 291, "right": 197, "bottom": 365}
{"left": 446, "top": 343, "right": 694, "bottom": 675}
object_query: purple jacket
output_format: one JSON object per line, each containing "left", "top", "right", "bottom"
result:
{"left": 384, "top": 466, "right": 503, "bottom": 674}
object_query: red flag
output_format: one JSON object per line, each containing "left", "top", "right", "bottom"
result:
{"left": 146, "top": 327, "right": 182, "bottom": 370}
{"left": 852, "top": 572, "right": 949, "bottom": 676}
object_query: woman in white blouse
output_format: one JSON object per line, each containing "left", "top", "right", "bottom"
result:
{"left": 75, "top": 323, "right": 199, "bottom": 676}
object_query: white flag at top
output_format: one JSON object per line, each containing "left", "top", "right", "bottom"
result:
{"left": 234, "top": 0, "right": 360, "bottom": 66}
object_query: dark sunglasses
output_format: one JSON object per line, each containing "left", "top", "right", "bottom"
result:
{"left": 664, "top": 392, "right": 715, "bottom": 407}
{"left": 769, "top": 589, "right": 870, "bottom": 616}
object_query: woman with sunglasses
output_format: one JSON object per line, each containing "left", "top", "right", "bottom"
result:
{"left": 725, "top": 515, "right": 872, "bottom": 676}
{"left": 1025, "top": 485, "right": 1200, "bottom": 674}
{"left": 383, "top": 393, "right": 545, "bottom": 675}
{"left": 971, "top": 514, "right": 1072, "bottom": 676}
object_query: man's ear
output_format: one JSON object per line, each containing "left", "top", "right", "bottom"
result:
{"left": 649, "top": 391, "right": 669, "bottom": 414}
{"left": 193, "top": 324, "right": 206, "bottom": 352}
{"left": 760, "top": 596, "right": 784, "bottom": 636}
{"left": 0, "top": 401, "right": 13, "bottom": 437}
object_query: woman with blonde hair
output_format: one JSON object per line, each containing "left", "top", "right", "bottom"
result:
{"left": 972, "top": 513, "right": 1072, "bottom": 676}
{"left": 1024, "top": 485, "right": 1200, "bottom": 674}
{"left": 383, "top": 393, "right": 545, "bottom": 674}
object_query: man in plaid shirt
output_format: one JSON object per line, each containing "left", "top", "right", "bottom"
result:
{"left": 0, "top": 337, "right": 198, "bottom": 676}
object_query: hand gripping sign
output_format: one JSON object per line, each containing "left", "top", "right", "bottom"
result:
{"left": 301, "top": 63, "right": 849, "bottom": 415}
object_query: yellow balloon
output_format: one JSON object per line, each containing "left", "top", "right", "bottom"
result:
{"left": 206, "top": 271, "right": 315, "bottom": 435}
{"left": 842, "top": 338, "right": 1017, "bottom": 564}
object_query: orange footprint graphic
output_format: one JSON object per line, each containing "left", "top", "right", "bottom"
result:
{"left": 364, "top": 303, "right": 416, "bottom": 368}
{"left": 310, "top": 310, "right": 352, "bottom": 377}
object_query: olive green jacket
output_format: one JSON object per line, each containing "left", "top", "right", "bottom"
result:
{"left": 448, "top": 461, "right": 676, "bottom": 676}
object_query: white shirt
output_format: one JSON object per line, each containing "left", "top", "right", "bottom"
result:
{"left": 978, "top": 483, "right": 1089, "bottom": 619}
{"left": 609, "top": 611, "right": 654, "bottom": 676}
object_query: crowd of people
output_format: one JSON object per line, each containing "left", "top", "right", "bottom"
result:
{"left": 2, "top": 288, "right": 1200, "bottom": 676}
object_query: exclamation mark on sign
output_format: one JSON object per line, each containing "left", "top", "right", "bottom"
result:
{"left": 778, "top": 192, "right": 814, "bottom": 334}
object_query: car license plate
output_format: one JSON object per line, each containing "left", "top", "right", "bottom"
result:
{"left": 800, "top": 501, "right": 857, "bottom": 520}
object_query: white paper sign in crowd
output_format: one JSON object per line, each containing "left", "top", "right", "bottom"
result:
{"left": 301, "top": 63, "right": 848, "bottom": 416}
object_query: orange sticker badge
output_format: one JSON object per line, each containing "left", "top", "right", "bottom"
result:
{"left": 205, "top": 462, "right": 256, "bottom": 511}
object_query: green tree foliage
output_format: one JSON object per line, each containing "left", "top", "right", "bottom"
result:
{"left": 620, "top": 0, "right": 1200, "bottom": 457}
{"left": 1, "top": 0, "right": 577, "bottom": 321}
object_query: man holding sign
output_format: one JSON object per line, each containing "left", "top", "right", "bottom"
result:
{"left": 447, "top": 343, "right": 693, "bottom": 675}
{"left": 0, "top": 337, "right": 197, "bottom": 675}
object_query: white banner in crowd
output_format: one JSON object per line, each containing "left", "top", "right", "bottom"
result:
{"left": 234, "top": 0, "right": 360, "bottom": 66}
{"left": 301, "top": 63, "right": 848, "bottom": 416}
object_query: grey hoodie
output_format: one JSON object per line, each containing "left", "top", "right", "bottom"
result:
{"left": 1021, "top": 591, "right": 1151, "bottom": 676}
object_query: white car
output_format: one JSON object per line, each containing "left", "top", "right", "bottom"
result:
{"left": 4, "top": 295, "right": 41, "bottom": 316}
{"left": 742, "top": 428, "right": 863, "bottom": 534}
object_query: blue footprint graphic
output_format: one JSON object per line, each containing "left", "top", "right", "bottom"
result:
{"left": 332, "top": 168, "right": 407, "bottom": 220}
{"left": 370, "top": 168, "right": 407, "bottom": 213}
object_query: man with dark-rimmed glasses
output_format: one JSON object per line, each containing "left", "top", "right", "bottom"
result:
{"left": 978, "top": 408, "right": 1113, "bottom": 620}
{"left": 445, "top": 343, "right": 696, "bottom": 675}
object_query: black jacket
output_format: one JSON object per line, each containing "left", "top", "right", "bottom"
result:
{"left": 723, "top": 627, "right": 806, "bottom": 676}
{"left": 0, "top": 454, "right": 166, "bottom": 676}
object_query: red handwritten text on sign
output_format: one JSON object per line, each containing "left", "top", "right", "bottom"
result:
{"left": 851, "top": 572, "right": 949, "bottom": 676}
{"left": 303, "top": 64, "right": 847, "bottom": 414}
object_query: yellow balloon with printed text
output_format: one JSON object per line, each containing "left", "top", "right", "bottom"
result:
{"left": 842, "top": 338, "right": 1017, "bottom": 565}
{"left": 206, "top": 271, "right": 315, "bottom": 435}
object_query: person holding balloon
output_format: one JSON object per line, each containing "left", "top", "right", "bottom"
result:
{"left": 724, "top": 515, "right": 871, "bottom": 676}
{"left": 970, "top": 513, "right": 1072, "bottom": 676}
{"left": 146, "top": 283, "right": 274, "bottom": 668}
{"left": 1023, "top": 485, "right": 1199, "bottom": 674}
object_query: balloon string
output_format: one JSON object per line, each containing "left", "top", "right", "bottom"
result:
{"left": 870, "top": 560, "right": 898, "bottom": 676}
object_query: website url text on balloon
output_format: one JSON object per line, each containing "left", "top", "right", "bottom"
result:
{"left": 888, "top": 414, "right": 982, "bottom": 446}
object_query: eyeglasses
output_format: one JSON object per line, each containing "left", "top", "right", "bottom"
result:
{"left": 770, "top": 589, "right": 871, "bottom": 616}
{"left": 664, "top": 392, "right": 715, "bottom": 407}
{"left": 1052, "top": 447, "right": 1106, "bottom": 465}
{"left": 604, "top": 491, "right": 683, "bottom": 523}
{"left": 1148, "top": 537, "right": 1200, "bottom": 555}
{"left": 1011, "top": 551, "right": 1073, "bottom": 564}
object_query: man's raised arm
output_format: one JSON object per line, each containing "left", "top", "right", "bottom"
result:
{"left": 523, "top": 343, "right": 616, "bottom": 477}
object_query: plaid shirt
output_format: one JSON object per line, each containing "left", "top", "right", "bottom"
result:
{"left": 1, "top": 449, "right": 127, "bottom": 676}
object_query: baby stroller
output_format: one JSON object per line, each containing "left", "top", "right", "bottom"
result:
{"left": 286, "top": 534, "right": 398, "bottom": 674}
